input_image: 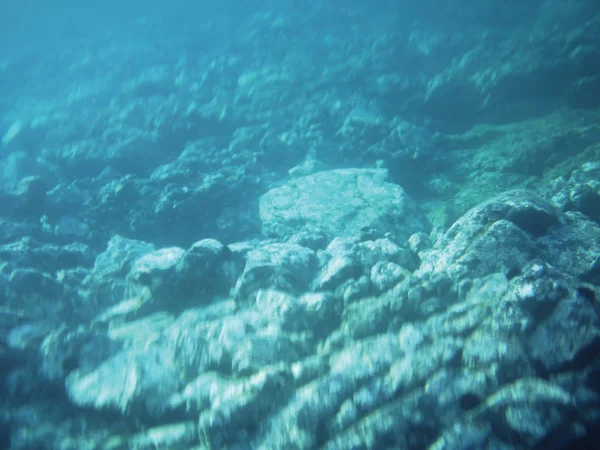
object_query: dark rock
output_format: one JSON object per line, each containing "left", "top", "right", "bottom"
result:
{"left": 458, "top": 392, "right": 483, "bottom": 411}
{"left": 175, "top": 238, "right": 233, "bottom": 300}
{"left": 529, "top": 289, "right": 600, "bottom": 374}
{"left": 539, "top": 211, "right": 600, "bottom": 280}
{"left": 419, "top": 190, "right": 560, "bottom": 282}
{"left": 570, "top": 185, "right": 600, "bottom": 223}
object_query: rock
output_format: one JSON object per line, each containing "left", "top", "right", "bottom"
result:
{"left": 315, "top": 235, "right": 417, "bottom": 294}
{"left": 0, "top": 237, "right": 96, "bottom": 322}
{"left": 419, "top": 190, "right": 560, "bottom": 282}
{"left": 528, "top": 282, "right": 600, "bottom": 374}
{"left": 0, "top": 237, "right": 94, "bottom": 273}
{"left": 408, "top": 231, "right": 432, "bottom": 255}
{"left": 341, "top": 276, "right": 370, "bottom": 305}
{"left": 14, "top": 176, "right": 47, "bottom": 217}
{"left": 53, "top": 215, "right": 90, "bottom": 241}
{"left": 129, "top": 422, "right": 197, "bottom": 450}
{"left": 355, "top": 237, "right": 418, "bottom": 272}
{"left": 65, "top": 343, "right": 181, "bottom": 414}
{"left": 259, "top": 168, "right": 431, "bottom": 243}
{"left": 128, "top": 246, "right": 183, "bottom": 291}
{"left": 286, "top": 228, "right": 329, "bottom": 250}
{"left": 88, "top": 235, "right": 155, "bottom": 281}
{"left": 428, "top": 378, "right": 578, "bottom": 449}
{"left": 571, "top": 184, "right": 600, "bottom": 223}
{"left": 231, "top": 334, "right": 302, "bottom": 375}
{"left": 341, "top": 294, "right": 394, "bottom": 339}
{"left": 175, "top": 238, "right": 234, "bottom": 299}
{"left": 256, "top": 289, "right": 341, "bottom": 338}
{"left": 40, "top": 326, "right": 121, "bottom": 382}
{"left": 9, "top": 269, "right": 63, "bottom": 300}
{"left": 567, "top": 163, "right": 600, "bottom": 223}
{"left": 539, "top": 211, "right": 600, "bottom": 280}
{"left": 82, "top": 235, "right": 155, "bottom": 312}
{"left": 316, "top": 254, "right": 357, "bottom": 291}
{"left": 197, "top": 366, "right": 294, "bottom": 449}
{"left": 45, "top": 181, "right": 89, "bottom": 217}
{"left": 98, "top": 238, "right": 236, "bottom": 319}
{"left": 232, "top": 243, "right": 317, "bottom": 306}
{"left": 370, "top": 261, "right": 409, "bottom": 293}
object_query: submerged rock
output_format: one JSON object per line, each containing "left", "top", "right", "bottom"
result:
{"left": 418, "top": 190, "right": 560, "bottom": 282}
{"left": 232, "top": 242, "right": 318, "bottom": 306}
{"left": 259, "top": 168, "right": 431, "bottom": 243}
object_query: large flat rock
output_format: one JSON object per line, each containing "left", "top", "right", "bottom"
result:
{"left": 259, "top": 169, "right": 431, "bottom": 242}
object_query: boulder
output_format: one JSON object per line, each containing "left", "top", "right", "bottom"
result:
{"left": 259, "top": 169, "right": 431, "bottom": 243}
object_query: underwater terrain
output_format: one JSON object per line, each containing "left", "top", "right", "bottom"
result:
{"left": 1, "top": 0, "right": 600, "bottom": 448}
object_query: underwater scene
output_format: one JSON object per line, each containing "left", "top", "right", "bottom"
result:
{"left": 1, "top": 0, "right": 600, "bottom": 448}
